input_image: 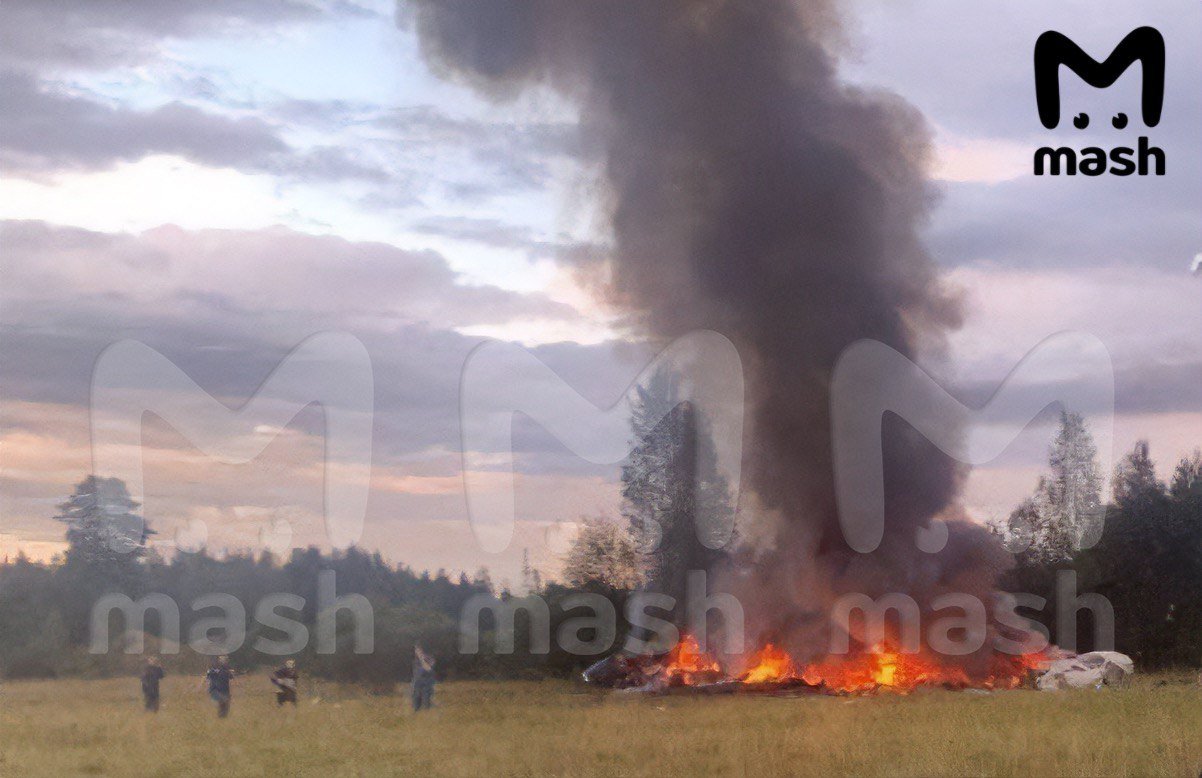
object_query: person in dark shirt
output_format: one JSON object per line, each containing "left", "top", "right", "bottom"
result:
{"left": 203, "top": 655, "right": 236, "bottom": 718}
{"left": 271, "top": 659, "right": 299, "bottom": 707}
{"left": 141, "top": 657, "right": 165, "bottom": 713}
{"left": 411, "top": 645, "right": 436, "bottom": 712}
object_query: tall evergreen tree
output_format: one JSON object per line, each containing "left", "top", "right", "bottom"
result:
{"left": 1169, "top": 449, "right": 1202, "bottom": 502}
{"left": 53, "top": 476, "right": 153, "bottom": 643}
{"left": 55, "top": 475, "right": 151, "bottom": 561}
{"left": 1112, "top": 440, "right": 1163, "bottom": 509}
{"left": 620, "top": 368, "right": 730, "bottom": 610}
{"left": 1005, "top": 411, "right": 1102, "bottom": 563}
{"left": 1045, "top": 410, "right": 1103, "bottom": 548}
{"left": 1083, "top": 441, "right": 1179, "bottom": 664}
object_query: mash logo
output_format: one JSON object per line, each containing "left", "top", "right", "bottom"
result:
{"left": 1033, "top": 26, "right": 1166, "bottom": 176}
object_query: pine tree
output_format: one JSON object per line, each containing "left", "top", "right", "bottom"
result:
{"left": 620, "top": 368, "right": 730, "bottom": 605}
{"left": 1111, "top": 441, "right": 1164, "bottom": 515}
{"left": 53, "top": 476, "right": 153, "bottom": 644}
{"left": 55, "top": 476, "right": 151, "bottom": 562}
{"left": 1085, "top": 441, "right": 1174, "bottom": 663}
{"left": 1006, "top": 411, "right": 1102, "bottom": 563}
{"left": 1044, "top": 410, "right": 1103, "bottom": 548}
{"left": 1169, "top": 449, "right": 1202, "bottom": 501}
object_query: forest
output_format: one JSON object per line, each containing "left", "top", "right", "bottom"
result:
{"left": 2, "top": 385, "right": 1199, "bottom": 685}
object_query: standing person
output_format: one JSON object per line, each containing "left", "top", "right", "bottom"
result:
{"left": 271, "top": 659, "right": 299, "bottom": 707}
{"left": 141, "top": 657, "right": 165, "bottom": 713}
{"left": 203, "top": 656, "right": 236, "bottom": 718}
{"left": 411, "top": 645, "right": 436, "bottom": 712}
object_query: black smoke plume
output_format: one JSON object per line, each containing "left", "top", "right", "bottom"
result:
{"left": 405, "top": 0, "right": 1020, "bottom": 670}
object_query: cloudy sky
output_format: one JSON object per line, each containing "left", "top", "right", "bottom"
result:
{"left": 1, "top": 0, "right": 1199, "bottom": 585}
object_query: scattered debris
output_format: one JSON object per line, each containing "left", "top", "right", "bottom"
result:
{"left": 1036, "top": 651, "right": 1134, "bottom": 690}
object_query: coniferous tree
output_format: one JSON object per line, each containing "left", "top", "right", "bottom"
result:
{"left": 620, "top": 368, "right": 730, "bottom": 611}
{"left": 53, "top": 476, "right": 152, "bottom": 643}
{"left": 1004, "top": 411, "right": 1102, "bottom": 564}
{"left": 1045, "top": 410, "right": 1104, "bottom": 549}
{"left": 1082, "top": 442, "right": 1176, "bottom": 663}
{"left": 56, "top": 475, "right": 151, "bottom": 561}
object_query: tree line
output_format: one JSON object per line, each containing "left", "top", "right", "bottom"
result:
{"left": 1000, "top": 413, "right": 1202, "bottom": 669}
{"left": 2, "top": 373, "right": 1199, "bottom": 683}
{"left": 0, "top": 370, "right": 717, "bottom": 685}
{"left": 0, "top": 482, "right": 496, "bottom": 686}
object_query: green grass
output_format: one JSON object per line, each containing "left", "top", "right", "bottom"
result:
{"left": 1, "top": 674, "right": 1199, "bottom": 776}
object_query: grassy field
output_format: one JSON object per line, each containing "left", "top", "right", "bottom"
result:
{"left": 1, "top": 674, "right": 1199, "bottom": 776}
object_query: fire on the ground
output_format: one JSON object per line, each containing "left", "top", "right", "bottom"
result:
{"left": 584, "top": 637, "right": 1132, "bottom": 695}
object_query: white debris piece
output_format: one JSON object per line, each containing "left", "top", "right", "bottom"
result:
{"left": 1037, "top": 651, "right": 1134, "bottom": 691}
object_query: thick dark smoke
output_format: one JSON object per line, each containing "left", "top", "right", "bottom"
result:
{"left": 406, "top": 0, "right": 1019, "bottom": 669}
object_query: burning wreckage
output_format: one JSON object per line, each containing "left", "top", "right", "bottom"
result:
{"left": 585, "top": 637, "right": 1045, "bottom": 696}
{"left": 584, "top": 638, "right": 1133, "bottom": 696}
{"left": 409, "top": 1, "right": 1138, "bottom": 702}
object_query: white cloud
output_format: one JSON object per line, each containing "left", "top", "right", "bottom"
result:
{"left": 931, "top": 129, "right": 1030, "bottom": 184}
{"left": 0, "top": 156, "right": 290, "bottom": 232}
{"left": 947, "top": 263, "right": 1202, "bottom": 379}
{"left": 0, "top": 219, "right": 579, "bottom": 330}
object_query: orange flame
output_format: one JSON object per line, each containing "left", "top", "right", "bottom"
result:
{"left": 662, "top": 634, "right": 721, "bottom": 685}
{"left": 659, "top": 635, "right": 1043, "bottom": 693}
{"left": 801, "top": 646, "right": 968, "bottom": 692}
{"left": 741, "top": 643, "right": 796, "bottom": 683}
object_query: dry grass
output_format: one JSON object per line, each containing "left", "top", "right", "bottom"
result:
{"left": 1, "top": 674, "right": 1199, "bottom": 776}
